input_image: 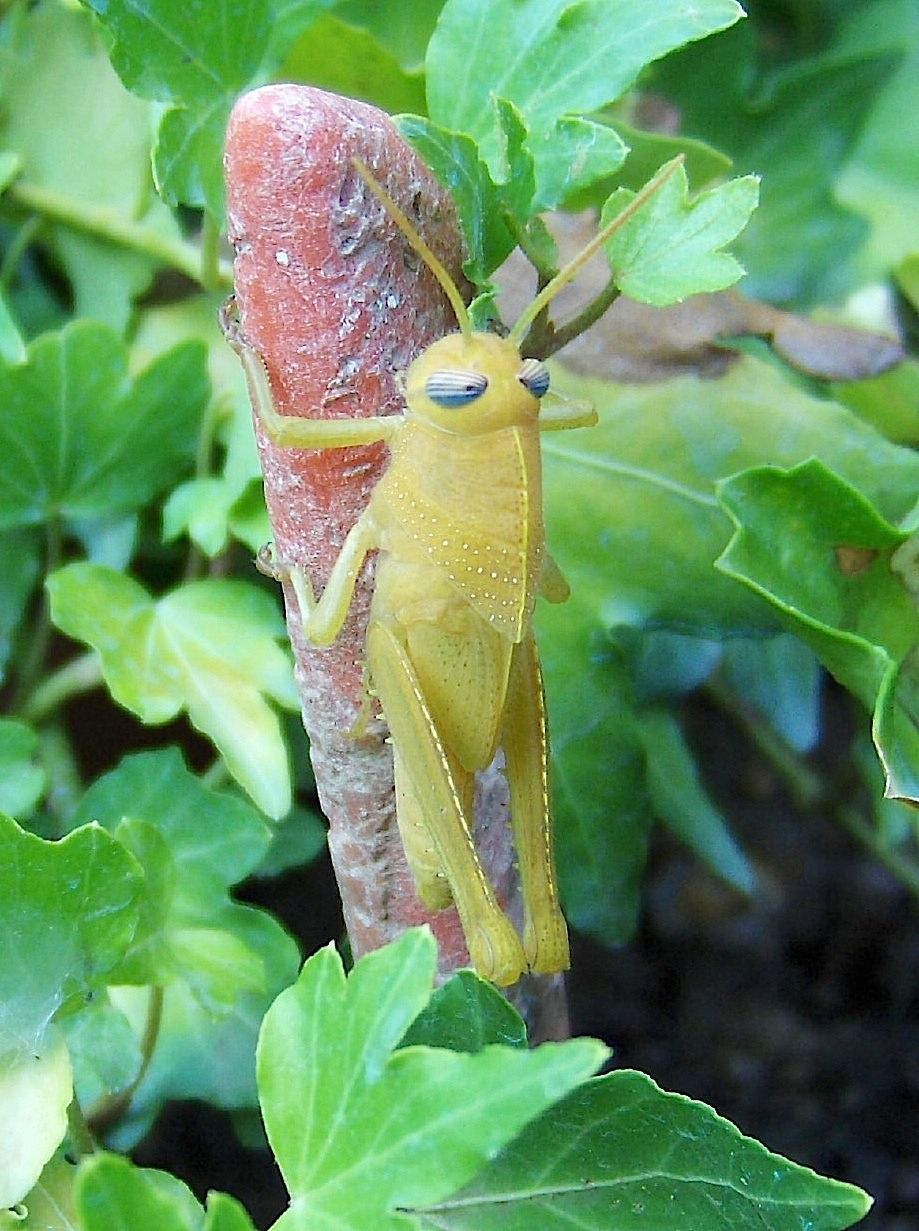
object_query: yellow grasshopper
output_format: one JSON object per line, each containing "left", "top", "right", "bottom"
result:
{"left": 226, "top": 157, "right": 677, "bottom": 986}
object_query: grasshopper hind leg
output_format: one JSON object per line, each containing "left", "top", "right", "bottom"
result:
{"left": 502, "top": 631, "right": 570, "bottom": 975}
{"left": 368, "top": 622, "right": 527, "bottom": 986}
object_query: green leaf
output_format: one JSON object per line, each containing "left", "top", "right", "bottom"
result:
{"left": 336, "top": 0, "right": 443, "bottom": 69}
{"left": 47, "top": 566, "right": 297, "bottom": 818}
{"left": 720, "top": 635, "right": 822, "bottom": 754}
{"left": 85, "top": 0, "right": 272, "bottom": 214}
{"left": 0, "top": 816, "right": 141, "bottom": 1064}
{"left": 413, "top": 1068, "right": 872, "bottom": 1230}
{"left": 257, "top": 931, "right": 606, "bottom": 1230}
{"left": 280, "top": 15, "right": 427, "bottom": 114}
{"left": 0, "top": 1029, "right": 72, "bottom": 1210}
{"left": 0, "top": 719, "right": 45, "bottom": 817}
{"left": 396, "top": 115, "right": 515, "bottom": 285}
{"left": 638, "top": 707, "right": 755, "bottom": 894}
{"left": 203, "top": 1193, "right": 258, "bottom": 1231}
{"left": 61, "top": 994, "right": 142, "bottom": 1113}
{"left": 543, "top": 356, "right": 919, "bottom": 638}
{"left": 531, "top": 116, "right": 628, "bottom": 212}
{"left": 717, "top": 459, "right": 918, "bottom": 803}
{"left": 68, "top": 748, "right": 276, "bottom": 1010}
{"left": 254, "top": 804, "right": 327, "bottom": 879}
{"left": 426, "top": 0, "right": 744, "bottom": 193}
{"left": 1, "top": 1152, "right": 80, "bottom": 1230}
{"left": 600, "top": 162, "right": 759, "bottom": 305}
{"left": 401, "top": 970, "right": 527, "bottom": 1053}
{"left": 656, "top": 20, "right": 897, "bottom": 303}
{"left": 0, "top": 1, "right": 183, "bottom": 329}
{"left": 833, "top": 360, "right": 919, "bottom": 447}
{"left": 0, "top": 324, "right": 206, "bottom": 530}
{"left": 0, "top": 287, "right": 26, "bottom": 366}
{"left": 105, "top": 907, "right": 299, "bottom": 1149}
{"left": 0, "top": 529, "right": 40, "bottom": 683}
{"left": 836, "top": 0, "right": 919, "bottom": 279}
{"left": 75, "top": 1154, "right": 203, "bottom": 1231}
{"left": 539, "top": 598, "right": 652, "bottom": 945}
{"left": 565, "top": 119, "right": 732, "bottom": 210}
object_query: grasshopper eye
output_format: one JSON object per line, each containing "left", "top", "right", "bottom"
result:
{"left": 518, "top": 358, "right": 550, "bottom": 398}
{"left": 425, "top": 370, "right": 489, "bottom": 408}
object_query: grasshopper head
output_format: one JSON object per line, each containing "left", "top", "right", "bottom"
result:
{"left": 404, "top": 331, "right": 550, "bottom": 435}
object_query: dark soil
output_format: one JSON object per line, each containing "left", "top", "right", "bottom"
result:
{"left": 135, "top": 690, "right": 919, "bottom": 1230}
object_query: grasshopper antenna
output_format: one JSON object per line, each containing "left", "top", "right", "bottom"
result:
{"left": 353, "top": 157, "right": 473, "bottom": 340}
{"left": 508, "top": 155, "right": 684, "bottom": 349}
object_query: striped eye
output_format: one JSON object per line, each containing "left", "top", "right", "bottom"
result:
{"left": 425, "top": 369, "right": 488, "bottom": 408}
{"left": 518, "top": 357, "right": 550, "bottom": 398}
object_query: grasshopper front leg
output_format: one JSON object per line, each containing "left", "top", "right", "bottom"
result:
{"left": 221, "top": 297, "right": 401, "bottom": 450}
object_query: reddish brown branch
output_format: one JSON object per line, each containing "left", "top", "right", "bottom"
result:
{"left": 225, "top": 85, "right": 568, "bottom": 1039}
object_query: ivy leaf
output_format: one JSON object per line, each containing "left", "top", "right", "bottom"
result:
{"left": 720, "top": 635, "right": 822, "bottom": 754}
{"left": 426, "top": 0, "right": 743, "bottom": 193}
{"left": 69, "top": 749, "right": 275, "bottom": 1012}
{"left": 279, "top": 15, "right": 427, "bottom": 115}
{"left": 539, "top": 597, "right": 652, "bottom": 945}
{"left": 74, "top": 1153, "right": 255, "bottom": 1231}
{"left": 0, "top": 324, "right": 206, "bottom": 531}
{"left": 400, "top": 970, "right": 527, "bottom": 1053}
{"left": 0, "top": 1030, "right": 72, "bottom": 1210}
{"left": 0, "top": 719, "right": 45, "bottom": 817}
{"left": 0, "top": 817, "right": 141, "bottom": 1206}
{"left": 717, "top": 459, "right": 919, "bottom": 805}
{"left": 106, "top": 908, "right": 299, "bottom": 1149}
{"left": 655, "top": 19, "right": 897, "bottom": 303}
{"left": 396, "top": 116, "right": 515, "bottom": 286}
{"left": 257, "top": 930, "right": 605, "bottom": 1230}
{"left": 544, "top": 356, "right": 919, "bottom": 639}
{"left": 412, "top": 1069, "right": 871, "bottom": 1229}
{"left": 531, "top": 115, "right": 628, "bottom": 212}
{"left": 84, "top": 0, "right": 272, "bottom": 215}
{"left": 61, "top": 995, "right": 142, "bottom": 1113}
{"left": 0, "top": 816, "right": 141, "bottom": 1064}
{"left": 601, "top": 161, "right": 759, "bottom": 304}
{"left": 47, "top": 566, "right": 297, "bottom": 818}
{"left": 0, "top": 529, "right": 40, "bottom": 683}
{"left": 638, "top": 707, "right": 755, "bottom": 894}
{"left": 0, "top": 2, "right": 182, "bottom": 330}
{"left": 1, "top": 1152, "right": 80, "bottom": 1231}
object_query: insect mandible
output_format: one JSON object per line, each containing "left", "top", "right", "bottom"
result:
{"left": 224, "top": 156, "right": 676, "bottom": 986}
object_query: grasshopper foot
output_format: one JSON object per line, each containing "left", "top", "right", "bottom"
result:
{"left": 466, "top": 916, "right": 528, "bottom": 988}
{"left": 255, "top": 542, "right": 288, "bottom": 582}
{"left": 523, "top": 908, "right": 570, "bottom": 976}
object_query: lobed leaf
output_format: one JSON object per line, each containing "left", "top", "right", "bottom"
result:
{"left": 0, "top": 2, "right": 182, "bottom": 329}
{"left": 655, "top": 19, "right": 898, "bottom": 303}
{"left": 0, "top": 324, "right": 206, "bottom": 531}
{"left": 0, "top": 817, "right": 141, "bottom": 1065}
{"left": 426, "top": 0, "right": 744, "bottom": 191}
{"left": 46, "top": 566, "right": 297, "bottom": 817}
{"left": 638, "top": 707, "right": 755, "bottom": 893}
{"left": 0, "top": 719, "right": 45, "bottom": 818}
{"left": 400, "top": 970, "right": 527, "bottom": 1053}
{"left": 601, "top": 162, "right": 759, "bottom": 305}
{"left": 69, "top": 748, "right": 275, "bottom": 1010}
{"left": 85, "top": 0, "right": 272, "bottom": 213}
{"left": 257, "top": 930, "right": 606, "bottom": 1230}
{"left": 0, "top": 1030, "right": 72, "bottom": 1210}
{"left": 717, "top": 459, "right": 919, "bottom": 804}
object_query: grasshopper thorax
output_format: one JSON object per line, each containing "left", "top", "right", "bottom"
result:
{"left": 404, "top": 331, "right": 549, "bottom": 435}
